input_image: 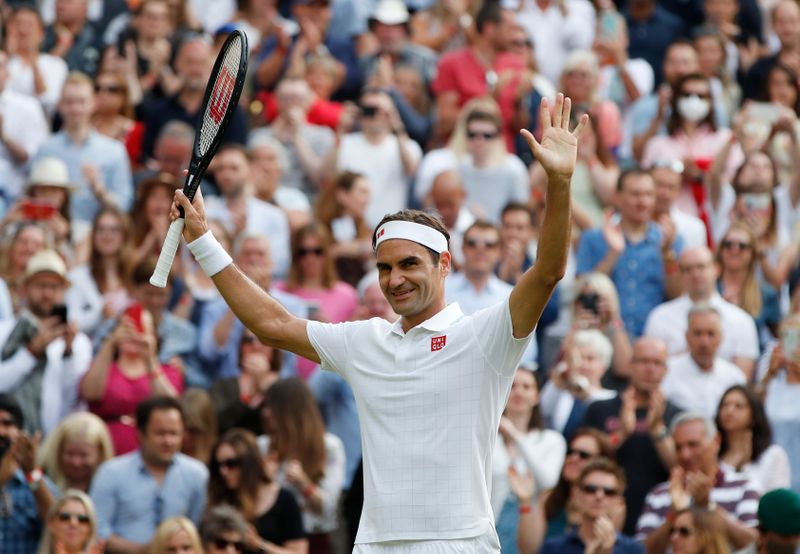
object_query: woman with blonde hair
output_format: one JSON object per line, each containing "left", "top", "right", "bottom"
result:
{"left": 669, "top": 507, "right": 730, "bottom": 554}
{"left": 180, "top": 388, "right": 219, "bottom": 465}
{"left": 38, "top": 489, "right": 100, "bottom": 554}
{"left": 150, "top": 516, "right": 203, "bottom": 554}
{"left": 37, "top": 413, "right": 114, "bottom": 492}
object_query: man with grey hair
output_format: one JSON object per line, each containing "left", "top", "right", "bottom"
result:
{"left": 636, "top": 411, "right": 760, "bottom": 553}
{"left": 135, "top": 120, "right": 195, "bottom": 185}
{"left": 196, "top": 232, "right": 306, "bottom": 387}
{"left": 661, "top": 303, "right": 745, "bottom": 417}
{"left": 643, "top": 246, "right": 758, "bottom": 380}
{"left": 199, "top": 505, "right": 248, "bottom": 553}
{"left": 258, "top": 77, "right": 335, "bottom": 194}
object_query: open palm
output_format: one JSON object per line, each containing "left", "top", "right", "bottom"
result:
{"left": 521, "top": 94, "right": 588, "bottom": 178}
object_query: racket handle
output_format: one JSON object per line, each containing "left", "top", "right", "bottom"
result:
{"left": 150, "top": 219, "right": 185, "bottom": 288}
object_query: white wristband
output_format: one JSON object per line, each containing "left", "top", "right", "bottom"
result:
{"left": 187, "top": 230, "right": 233, "bottom": 277}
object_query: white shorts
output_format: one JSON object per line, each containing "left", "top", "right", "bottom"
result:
{"left": 353, "top": 532, "right": 500, "bottom": 553}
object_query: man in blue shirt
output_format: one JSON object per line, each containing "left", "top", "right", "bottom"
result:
{"left": 576, "top": 168, "right": 682, "bottom": 337}
{"left": 538, "top": 458, "right": 645, "bottom": 554}
{"left": 90, "top": 396, "right": 208, "bottom": 552}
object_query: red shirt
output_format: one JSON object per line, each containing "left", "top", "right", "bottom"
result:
{"left": 432, "top": 48, "right": 524, "bottom": 150}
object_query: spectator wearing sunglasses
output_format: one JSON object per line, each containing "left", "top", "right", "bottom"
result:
{"left": 636, "top": 412, "right": 760, "bottom": 553}
{"left": 537, "top": 458, "right": 644, "bottom": 554}
{"left": 668, "top": 507, "right": 729, "bottom": 554}
{"left": 200, "top": 505, "right": 249, "bottom": 554}
{"left": 38, "top": 489, "right": 100, "bottom": 554}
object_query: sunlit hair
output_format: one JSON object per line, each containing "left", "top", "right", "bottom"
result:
{"left": 261, "top": 377, "right": 327, "bottom": 483}
{"left": 671, "top": 507, "right": 729, "bottom": 554}
{"left": 150, "top": 517, "right": 202, "bottom": 554}
{"left": 37, "top": 413, "right": 114, "bottom": 491}
{"left": 448, "top": 96, "right": 506, "bottom": 162}
{"left": 0, "top": 221, "right": 52, "bottom": 280}
{"left": 62, "top": 71, "right": 95, "bottom": 96}
{"left": 559, "top": 49, "right": 600, "bottom": 104}
{"left": 572, "top": 329, "right": 614, "bottom": 371}
{"left": 572, "top": 272, "right": 621, "bottom": 318}
{"left": 315, "top": 171, "right": 371, "bottom": 243}
{"left": 285, "top": 223, "right": 339, "bottom": 290}
{"left": 89, "top": 207, "right": 133, "bottom": 294}
{"left": 716, "top": 385, "right": 773, "bottom": 464}
{"left": 180, "top": 388, "right": 218, "bottom": 465}
{"left": 208, "top": 429, "right": 269, "bottom": 521}
{"left": 715, "top": 222, "right": 762, "bottom": 317}
{"left": 93, "top": 71, "right": 134, "bottom": 118}
{"left": 544, "top": 427, "right": 614, "bottom": 521}
{"left": 37, "top": 489, "right": 98, "bottom": 554}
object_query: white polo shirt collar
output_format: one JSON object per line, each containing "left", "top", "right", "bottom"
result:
{"left": 389, "top": 302, "right": 465, "bottom": 336}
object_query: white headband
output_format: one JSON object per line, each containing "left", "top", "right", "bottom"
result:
{"left": 374, "top": 220, "right": 448, "bottom": 253}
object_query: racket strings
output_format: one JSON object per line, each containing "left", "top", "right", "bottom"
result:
{"left": 199, "top": 35, "right": 243, "bottom": 156}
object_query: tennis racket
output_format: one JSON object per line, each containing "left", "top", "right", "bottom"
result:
{"left": 150, "top": 30, "right": 249, "bottom": 288}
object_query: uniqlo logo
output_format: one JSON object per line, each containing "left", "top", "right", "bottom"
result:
{"left": 209, "top": 68, "right": 235, "bottom": 124}
{"left": 431, "top": 336, "right": 446, "bottom": 351}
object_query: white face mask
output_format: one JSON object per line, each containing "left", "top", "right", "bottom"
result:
{"left": 677, "top": 95, "right": 711, "bottom": 123}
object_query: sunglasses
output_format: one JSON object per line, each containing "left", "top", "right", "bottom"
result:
{"left": 465, "top": 238, "right": 499, "bottom": 249}
{"left": 217, "top": 457, "right": 242, "bottom": 470}
{"left": 57, "top": 512, "right": 91, "bottom": 524}
{"left": 567, "top": 448, "right": 594, "bottom": 460}
{"left": 580, "top": 484, "right": 620, "bottom": 497}
{"left": 467, "top": 130, "right": 498, "bottom": 140}
{"left": 721, "top": 239, "right": 751, "bottom": 251}
{"left": 298, "top": 247, "right": 324, "bottom": 257}
{"left": 670, "top": 525, "right": 694, "bottom": 537}
{"left": 95, "top": 84, "right": 123, "bottom": 94}
{"left": 361, "top": 105, "right": 380, "bottom": 117}
{"left": 680, "top": 92, "right": 711, "bottom": 99}
{"left": 212, "top": 538, "right": 244, "bottom": 552}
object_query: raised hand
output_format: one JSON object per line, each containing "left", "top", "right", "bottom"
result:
{"left": 520, "top": 93, "right": 588, "bottom": 179}
{"left": 602, "top": 210, "right": 625, "bottom": 254}
{"left": 172, "top": 188, "right": 209, "bottom": 243}
{"left": 508, "top": 465, "right": 536, "bottom": 505}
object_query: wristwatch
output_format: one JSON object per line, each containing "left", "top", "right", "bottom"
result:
{"left": 26, "top": 468, "right": 43, "bottom": 491}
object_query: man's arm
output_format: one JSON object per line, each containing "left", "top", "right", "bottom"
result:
{"left": 173, "top": 189, "right": 320, "bottom": 362}
{"left": 509, "top": 94, "right": 588, "bottom": 338}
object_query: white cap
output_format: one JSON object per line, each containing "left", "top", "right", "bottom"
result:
{"left": 27, "top": 157, "right": 74, "bottom": 190}
{"left": 23, "top": 250, "right": 69, "bottom": 283}
{"left": 370, "top": 0, "right": 409, "bottom": 25}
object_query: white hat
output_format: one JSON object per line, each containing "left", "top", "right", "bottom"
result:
{"left": 23, "top": 249, "right": 69, "bottom": 283}
{"left": 370, "top": 0, "right": 409, "bottom": 25}
{"left": 27, "top": 157, "right": 75, "bottom": 190}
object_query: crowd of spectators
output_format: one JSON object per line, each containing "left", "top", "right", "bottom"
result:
{"left": 2, "top": 0, "right": 800, "bottom": 552}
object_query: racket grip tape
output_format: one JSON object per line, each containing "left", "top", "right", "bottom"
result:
{"left": 150, "top": 219, "right": 185, "bottom": 288}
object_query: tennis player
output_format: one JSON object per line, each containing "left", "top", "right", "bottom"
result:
{"left": 172, "top": 93, "right": 586, "bottom": 552}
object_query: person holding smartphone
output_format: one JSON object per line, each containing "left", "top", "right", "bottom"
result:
{"left": 0, "top": 249, "right": 91, "bottom": 436}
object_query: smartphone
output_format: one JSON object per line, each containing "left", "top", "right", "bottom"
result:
{"left": 577, "top": 292, "right": 600, "bottom": 315}
{"left": 51, "top": 304, "right": 68, "bottom": 325}
{"left": 21, "top": 198, "right": 58, "bottom": 220}
{"left": 783, "top": 327, "right": 800, "bottom": 363}
{"left": 124, "top": 303, "right": 144, "bottom": 333}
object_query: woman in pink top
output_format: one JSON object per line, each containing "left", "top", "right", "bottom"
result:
{"left": 275, "top": 223, "right": 358, "bottom": 379}
{"left": 79, "top": 306, "right": 182, "bottom": 455}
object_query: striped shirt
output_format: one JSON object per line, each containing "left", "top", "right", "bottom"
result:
{"left": 635, "top": 468, "right": 760, "bottom": 542}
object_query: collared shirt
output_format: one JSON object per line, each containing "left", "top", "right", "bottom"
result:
{"left": 445, "top": 273, "right": 513, "bottom": 316}
{"left": 307, "top": 300, "right": 533, "bottom": 543}
{"left": 0, "top": 470, "right": 57, "bottom": 554}
{"left": 35, "top": 130, "right": 133, "bottom": 223}
{"left": 576, "top": 222, "right": 682, "bottom": 337}
{"left": 636, "top": 468, "right": 760, "bottom": 542}
{"left": 540, "top": 529, "right": 645, "bottom": 554}
{"left": 643, "top": 292, "right": 759, "bottom": 363}
{"left": 90, "top": 451, "right": 208, "bottom": 543}
{"left": 662, "top": 353, "right": 746, "bottom": 418}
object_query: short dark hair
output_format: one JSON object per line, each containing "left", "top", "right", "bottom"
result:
{"left": 716, "top": 385, "right": 773, "bottom": 463}
{"left": 476, "top": 1, "right": 503, "bottom": 33}
{"left": 372, "top": 209, "right": 451, "bottom": 264}
{"left": 0, "top": 394, "right": 23, "bottom": 429}
{"left": 501, "top": 202, "right": 536, "bottom": 227}
{"left": 617, "top": 167, "right": 652, "bottom": 192}
{"left": 464, "top": 219, "right": 500, "bottom": 242}
{"left": 199, "top": 505, "right": 247, "bottom": 546}
{"left": 136, "top": 396, "right": 185, "bottom": 433}
{"left": 465, "top": 110, "right": 502, "bottom": 131}
{"left": 578, "top": 457, "right": 627, "bottom": 493}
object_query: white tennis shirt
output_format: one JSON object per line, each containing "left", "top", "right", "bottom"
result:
{"left": 307, "top": 300, "right": 533, "bottom": 544}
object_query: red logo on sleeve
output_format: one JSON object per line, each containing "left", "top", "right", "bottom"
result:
{"left": 431, "top": 336, "right": 446, "bottom": 351}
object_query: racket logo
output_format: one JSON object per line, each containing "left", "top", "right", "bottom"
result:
{"left": 209, "top": 68, "right": 236, "bottom": 124}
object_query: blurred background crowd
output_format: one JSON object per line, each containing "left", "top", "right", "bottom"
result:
{"left": 1, "top": 0, "right": 800, "bottom": 552}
